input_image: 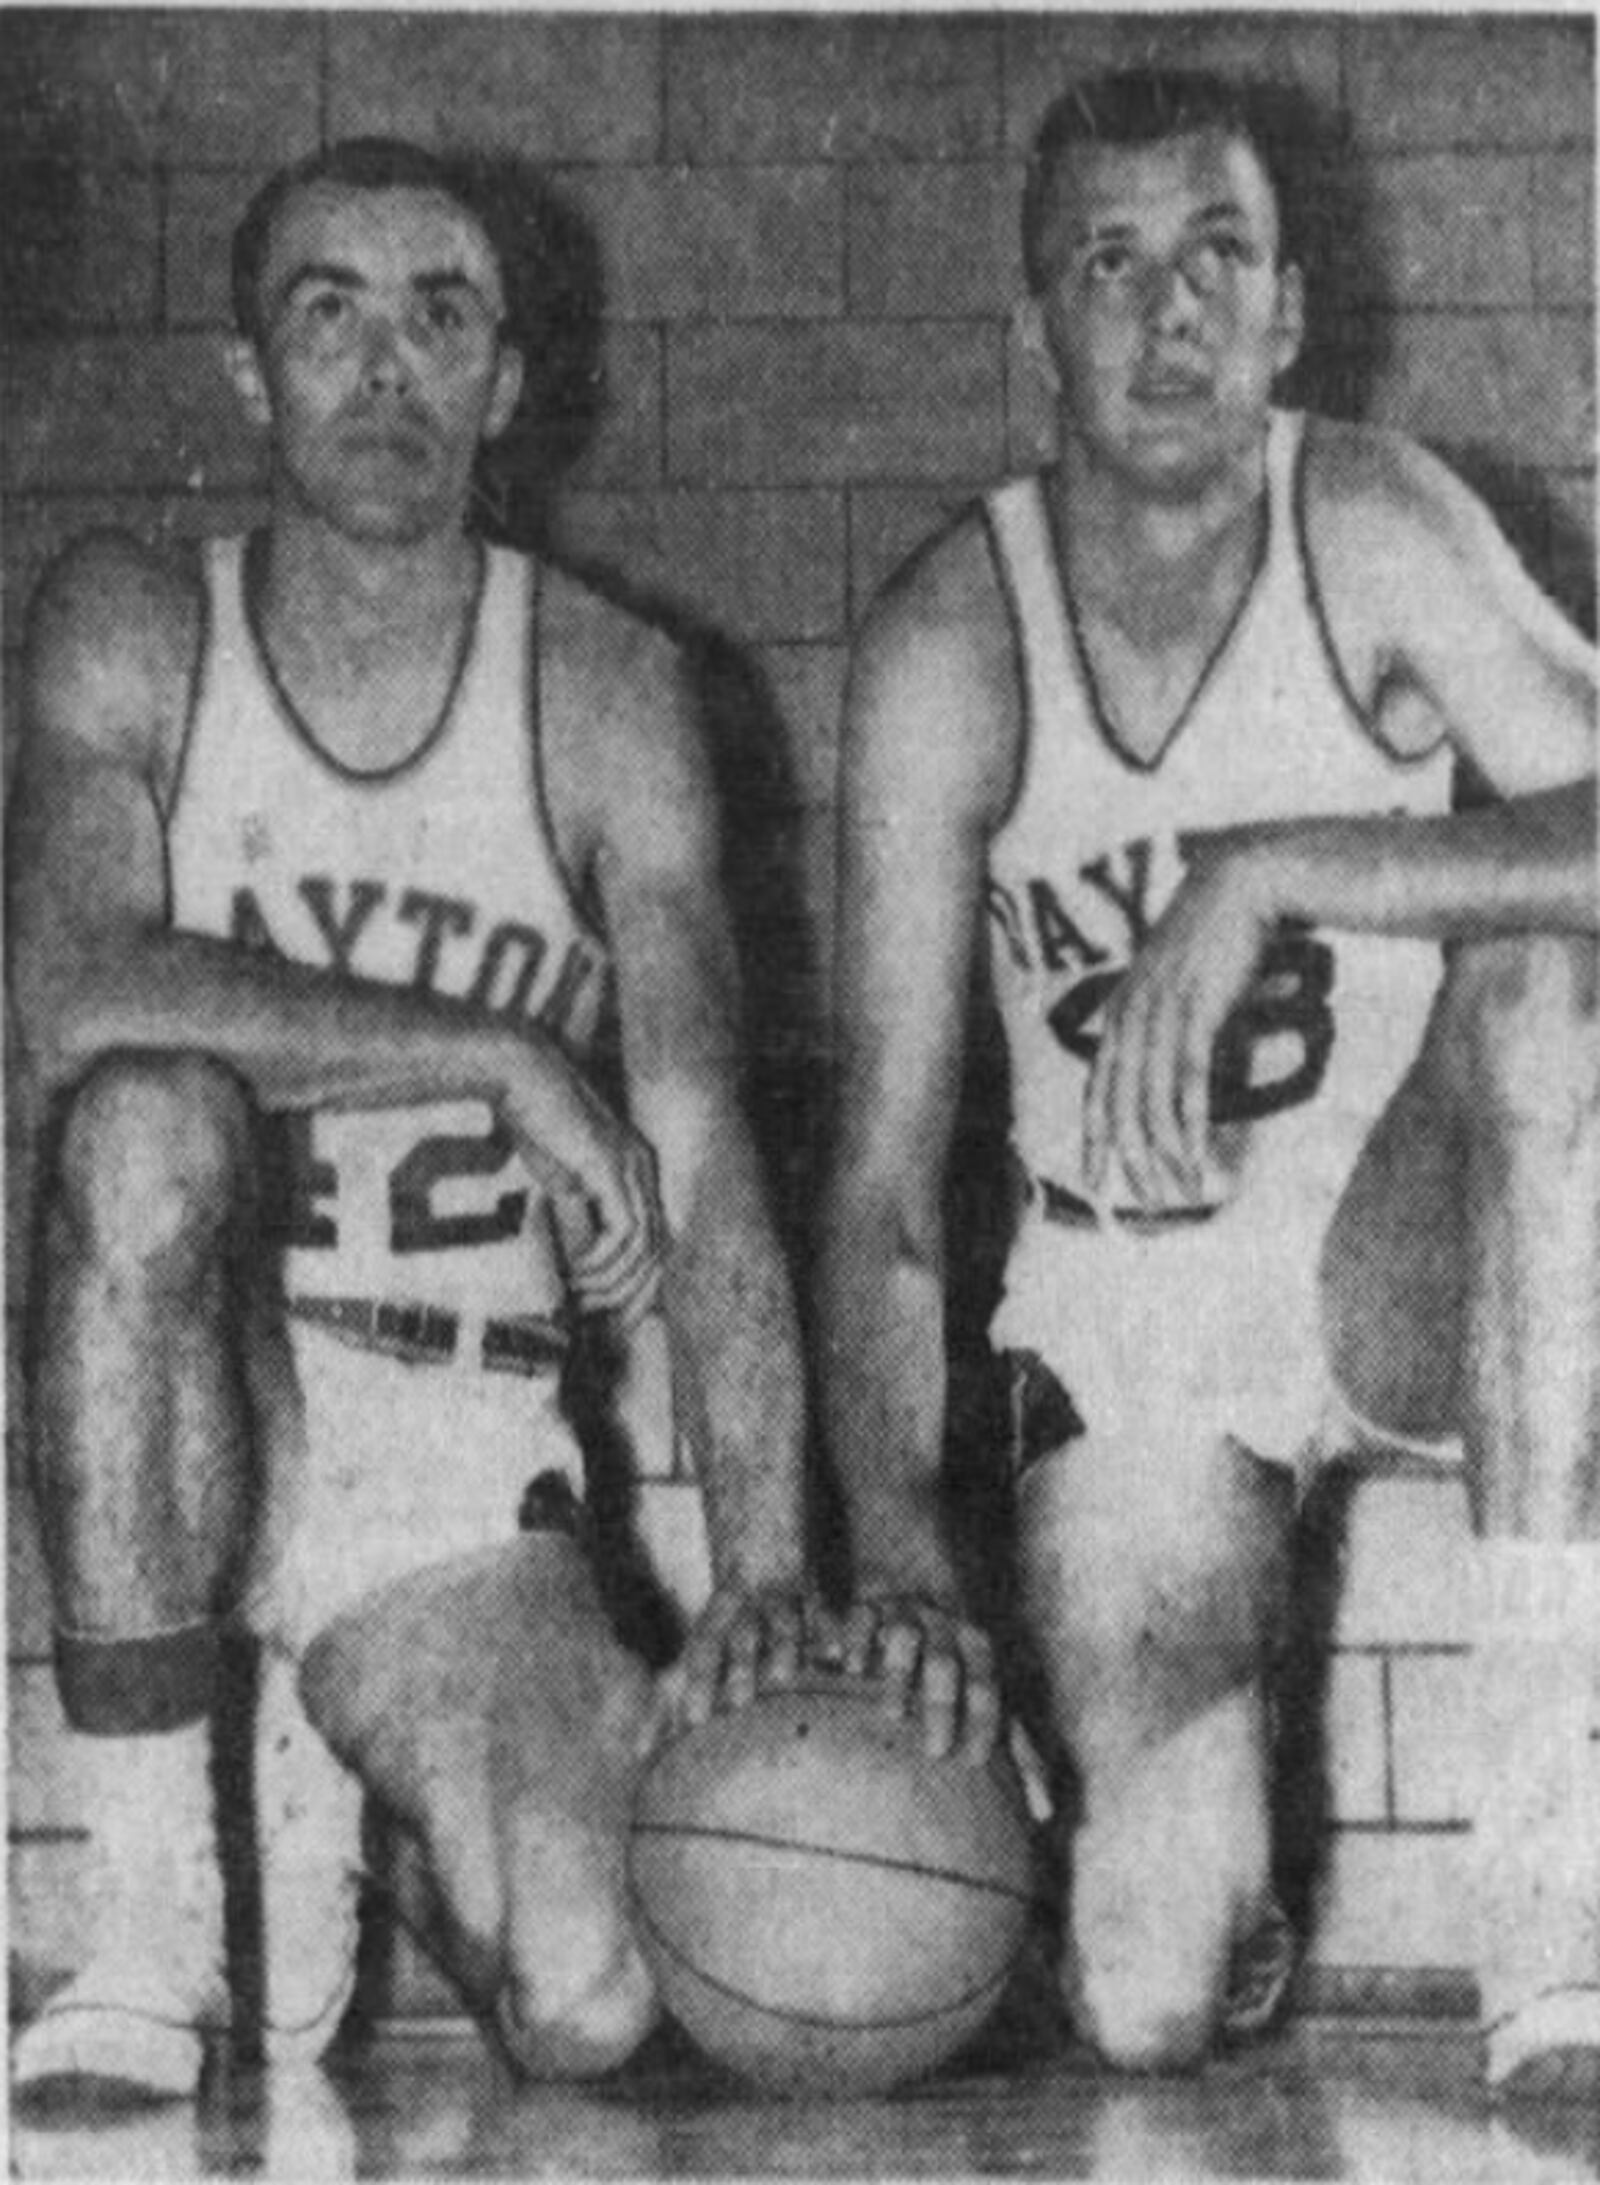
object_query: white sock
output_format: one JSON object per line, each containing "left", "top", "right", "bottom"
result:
{"left": 1471, "top": 1542, "right": 1600, "bottom": 2085}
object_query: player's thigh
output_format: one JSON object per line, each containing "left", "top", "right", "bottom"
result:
{"left": 1318, "top": 1039, "right": 1466, "bottom": 1446}
{"left": 302, "top": 1531, "right": 653, "bottom": 1970}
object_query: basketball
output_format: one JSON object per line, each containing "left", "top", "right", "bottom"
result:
{"left": 627, "top": 1669, "right": 1036, "bottom": 2097}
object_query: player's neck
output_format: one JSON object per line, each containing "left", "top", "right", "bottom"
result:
{"left": 250, "top": 512, "right": 484, "bottom": 772}
{"left": 258, "top": 507, "right": 480, "bottom": 658}
{"left": 1055, "top": 433, "right": 1267, "bottom": 613}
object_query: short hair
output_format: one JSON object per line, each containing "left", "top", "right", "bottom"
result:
{"left": 231, "top": 137, "right": 514, "bottom": 345}
{"left": 1021, "top": 69, "right": 1295, "bottom": 295}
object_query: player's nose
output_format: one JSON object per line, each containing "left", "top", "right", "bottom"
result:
{"left": 1144, "top": 258, "right": 1206, "bottom": 334}
{"left": 358, "top": 311, "right": 413, "bottom": 392}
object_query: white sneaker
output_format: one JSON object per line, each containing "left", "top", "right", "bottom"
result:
{"left": 255, "top": 1651, "right": 366, "bottom": 2064}
{"left": 11, "top": 1723, "right": 228, "bottom": 2100}
{"left": 1472, "top": 1558, "right": 1600, "bottom": 2108}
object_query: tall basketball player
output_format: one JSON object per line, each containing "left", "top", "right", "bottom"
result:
{"left": 10, "top": 139, "right": 808, "bottom": 2098}
{"left": 818, "top": 71, "right": 1597, "bottom": 2099}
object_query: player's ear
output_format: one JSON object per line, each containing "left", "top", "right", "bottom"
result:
{"left": 1271, "top": 262, "right": 1305, "bottom": 379}
{"left": 1013, "top": 296, "right": 1061, "bottom": 398}
{"left": 484, "top": 340, "right": 524, "bottom": 443}
{"left": 224, "top": 338, "right": 275, "bottom": 430}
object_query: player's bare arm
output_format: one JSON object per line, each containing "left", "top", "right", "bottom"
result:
{"left": 8, "top": 530, "right": 660, "bottom": 1312}
{"left": 818, "top": 518, "right": 1020, "bottom": 1761}
{"left": 1085, "top": 421, "right": 1597, "bottom": 1207}
{"left": 544, "top": 577, "right": 810, "bottom": 1722}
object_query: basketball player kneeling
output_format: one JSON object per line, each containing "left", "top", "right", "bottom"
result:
{"left": 818, "top": 70, "right": 1598, "bottom": 2101}
{"left": 10, "top": 138, "right": 809, "bottom": 2100}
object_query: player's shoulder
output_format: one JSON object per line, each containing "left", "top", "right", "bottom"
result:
{"left": 24, "top": 527, "right": 205, "bottom": 762}
{"left": 532, "top": 550, "right": 684, "bottom": 711}
{"left": 848, "top": 499, "right": 1019, "bottom": 813}
{"left": 861, "top": 500, "right": 1009, "bottom": 666}
{"left": 524, "top": 547, "right": 710, "bottom": 876}
{"left": 1300, "top": 413, "right": 1498, "bottom": 565}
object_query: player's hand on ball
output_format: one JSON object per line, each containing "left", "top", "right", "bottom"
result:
{"left": 827, "top": 1587, "right": 1002, "bottom": 1769}
{"left": 647, "top": 1580, "right": 814, "bottom": 1746}
{"left": 1084, "top": 844, "right": 1276, "bottom": 1212}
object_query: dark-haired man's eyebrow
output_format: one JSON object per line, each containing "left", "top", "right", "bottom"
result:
{"left": 413, "top": 268, "right": 503, "bottom": 313}
{"left": 273, "top": 261, "right": 365, "bottom": 310}
{"left": 1072, "top": 217, "right": 1140, "bottom": 248}
{"left": 1188, "top": 198, "right": 1255, "bottom": 228}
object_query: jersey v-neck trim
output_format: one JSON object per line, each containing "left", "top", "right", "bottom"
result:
{"left": 1039, "top": 439, "right": 1275, "bottom": 777}
{"left": 241, "top": 528, "right": 489, "bottom": 788}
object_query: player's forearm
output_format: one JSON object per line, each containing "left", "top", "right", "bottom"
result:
{"left": 18, "top": 921, "right": 532, "bottom": 1115}
{"left": 815, "top": 1190, "right": 961, "bottom": 1606}
{"left": 661, "top": 1129, "right": 808, "bottom": 1590}
{"left": 1239, "top": 780, "right": 1596, "bottom": 941}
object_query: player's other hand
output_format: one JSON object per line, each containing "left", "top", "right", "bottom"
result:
{"left": 646, "top": 1580, "right": 814, "bottom": 1749}
{"left": 813, "top": 1585, "right": 1002, "bottom": 1769}
{"left": 500, "top": 1040, "right": 666, "bottom": 1325}
{"left": 1083, "top": 844, "right": 1275, "bottom": 1213}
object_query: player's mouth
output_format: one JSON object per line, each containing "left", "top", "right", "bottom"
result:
{"left": 340, "top": 426, "right": 435, "bottom": 466}
{"left": 1127, "top": 351, "right": 1215, "bottom": 404}
{"left": 1129, "top": 361, "right": 1213, "bottom": 405}
{"left": 338, "top": 405, "right": 439, "bottom": 465}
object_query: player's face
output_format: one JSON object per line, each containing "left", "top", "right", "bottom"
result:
{"left": 229, "top": 183, "right": 523, "bottom": 544}
{"left": 1030, "top": 128, "right": 1303, "bottom": 497}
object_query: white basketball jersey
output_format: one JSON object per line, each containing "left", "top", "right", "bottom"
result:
{"left": 168, "top": 536, "right": 611, "bottom": 1334}
{"left": 984, "top": 411, "right": 1454, "bottom": 1234}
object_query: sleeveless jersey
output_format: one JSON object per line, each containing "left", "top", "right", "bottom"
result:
{"left": 168, "top": 536, "right": 611, "bottom": 1342}
{"left": 984, "top": 410, "right": 1454, "bottom": 1234}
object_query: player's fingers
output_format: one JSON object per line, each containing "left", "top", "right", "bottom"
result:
{"left": 1082, "top": 1014, "right": 1118, "bottom": 1196}
{"left": 757, "top": 1593, "right": 806, "bottom": 1692}
{"left": 955, "top": 1637, "right": 1003, "bottom": 1767}
{"left": 573, "top": 1244, "right": 664, "bottom": 1327}
{"left": 563, "top": 1187, "right": 646, "bottom": 1285}
{"left": 915, "top": 1644, "right": 962, "bottom": 1762}
{"left": 1008, "top": 1721, "right": 1054, "bottom": 1820}
{"left": 559, "top": 1135, "right": 658, "bottom": 1272}
{"left": 1165, "top": 981, "right": 1219, "bottom": 1204}
{"left": 875, "top": 1615, "right": 923, "bottom": 1721}
{"left": 1137, "top": 983, "right": 1193, "bottom": 1207}
{"left": 1175, "top": 986, "right": 1216, "bottom": 1200}
{"left": 802, "top": 1601, "right": 848, "bottom": 1669}
{"left": 1110, "top": 986, "right": 1161, "bottom": 1210}
{"left": 671, "top": 1613, "right": 728, "bottom": 1729}
{"left": 638, "top": 1666, "right": 686, "bottom": 1754}
{"left": 838, "top": 1600, "right": 882, "bottom": 1680}
{"left": 718, "top": 1608, "right": 765, "bottom": 1713}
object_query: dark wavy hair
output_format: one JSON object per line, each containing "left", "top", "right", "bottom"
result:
{"left": 230, "top": 137, "right": 515, "bottom": 346}
{"left": 1021, "top": 69, "right": 1298, "bottom": 295}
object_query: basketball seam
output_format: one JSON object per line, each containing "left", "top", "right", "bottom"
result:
{"left": 630, "top": 1898, "right": 1015, "bottom": 2034}
{"left": 629, "top": 1823, "right": 1033, "bottom": 1905}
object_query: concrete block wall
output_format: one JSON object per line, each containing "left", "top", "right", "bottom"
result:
{"left": 5, "top": 11, "right": 1594, "bottom": 2016}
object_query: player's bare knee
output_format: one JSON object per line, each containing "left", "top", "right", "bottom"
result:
{"left": 1441, "top": 937, "right": 1599, "bottom": 1144}
{"left": 1072, "top": 1961, "right": 1218, "bottom": 2074}
{"left": 54, "top": 1051, "right": 251, "bottom": 1280}
{"left": 1018, "top": 1440, "right": 1289, "bottom": 1723}
{"left": 499, "top": 1917, "right": 657, "bottom": 2079}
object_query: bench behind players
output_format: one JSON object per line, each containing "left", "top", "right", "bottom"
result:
{"left": 9, "top": 137, "right": 808, "bottom": 2097}
{"left": 818, "top": 70, "right": 1597, "bottom": 2100}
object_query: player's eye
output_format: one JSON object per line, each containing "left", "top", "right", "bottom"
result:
{"left": 422, "top": 294, "right": 468, "bottom": 337}
{"left": 1084, "top": 242, "right": 1136, "bottom": 283}
{"left": 302, "top": 288, "right": 352, "bottom": 326}
{"left": 1188, "top": 233, "right": 1257, "bottom": 285}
